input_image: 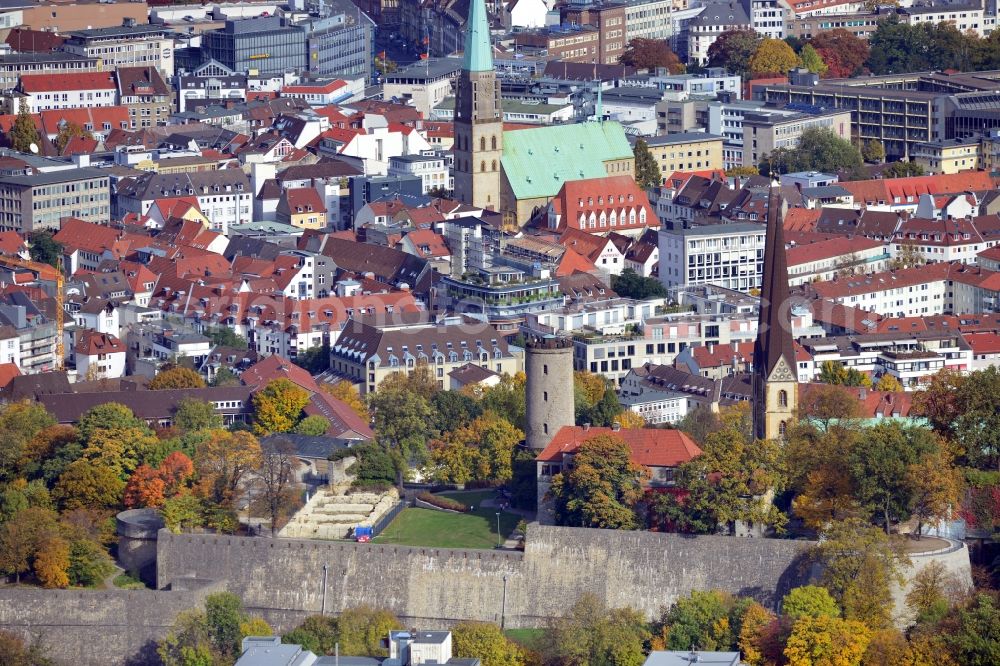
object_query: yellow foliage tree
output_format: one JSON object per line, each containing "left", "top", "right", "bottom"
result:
{"left": 322, "top": 381, "right": 368, "bottom": 420}
{"left": 149, "top": 366, "right": 206, "bottom": 390}
{"left": 574, "top": 371, "right": 607, "bottom": 408}
{"left": 784, "top": 615, "right": 873, "bottom": 666}
{"left": 616, "top": 410, "right": 645, "bottom": 429}
{"left": 430, "top": 412, "right": 524, "bottom": 484}
{"left": 194, "top": 429, "right": 262, "bottom": 506}
{"left": 906, "top": 447, "right": 962, "bottom": 538}
{"left": 34, "top": 535, "right": 70, "bottom": 588}
{"left": 252, "top": 378, "right": 311, "bottom": 435}
{"left": 750, "top": 38, "right": 800, "bottom": 76}
{"left": 874, "top": 375, "right": 904, "bottom": 392}
{"left": 738, "top": 602, "right": 776, "bottom": 666}
{"left": 239, "top": 616, "right": 273, "bottom": 641}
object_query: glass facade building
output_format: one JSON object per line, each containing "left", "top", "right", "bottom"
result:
{"left": 201, "top": 17, "right": 307, "bottom": 75}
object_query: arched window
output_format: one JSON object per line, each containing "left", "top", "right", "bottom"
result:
{"left": 481, "top": 160, "right": 486, "bottom": 172}
{"left": 492, "top": 160, "right": 497, "bottom": 171}
{"left": 778, "top": 390, "right": 788, "bottom": 407}
{"left": 480, "top": 137, "right": 486, "bottom": 151}
{"left": 778, "top": 421, "right": 787, "bottom": 437}
{"left": 491, "top": 136, "right": 497, "bottom": 150}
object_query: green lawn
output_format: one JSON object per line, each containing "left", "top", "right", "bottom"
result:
{"left": 504, "top": 628, "right": 549, "bottom": 652}
{"left": 375, "top": 491, "right": 520, "bottom": 549}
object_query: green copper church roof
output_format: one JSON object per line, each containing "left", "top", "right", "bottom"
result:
{"left": 500, "top": 121, "right": 634, "bottom": 201}
{"left": 463, "top": 0, "right": 493, "bottom": 72}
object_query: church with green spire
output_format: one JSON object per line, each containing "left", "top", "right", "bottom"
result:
{"left": 452, "top": 0, "right": 635, "bottom": 226}
{"left": 452, "top": 0, "right": 503, "bottom": 212}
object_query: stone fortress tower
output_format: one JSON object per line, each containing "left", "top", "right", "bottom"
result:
{"left": 525, "top": 335, "right": 575, "bottom": 452}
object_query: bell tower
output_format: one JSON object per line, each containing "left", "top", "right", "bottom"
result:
{"left": 453, "top": 0, "right": 502, "bottom": 210}
{"left": 752, "top": 184, "right": 797, "bottom": 441}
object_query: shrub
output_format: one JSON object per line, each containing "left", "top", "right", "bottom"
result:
{"left": 348, "top": 482, "right": 395, "bottom": 494}
{"left": 417, "top": 492, "right": 468, "bottom": 512}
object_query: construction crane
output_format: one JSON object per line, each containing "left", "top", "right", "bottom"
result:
{"left": 0, "top": 254, "right": 65, "bottom": 370}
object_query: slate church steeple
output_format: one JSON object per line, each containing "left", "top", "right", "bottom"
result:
{"left": 752, "top": 183, "right": 797, "bottom": 441}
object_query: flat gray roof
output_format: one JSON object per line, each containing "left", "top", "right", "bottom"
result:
{"left": 0, "top": 167, "right": 109, "bottom": 187}
{"left": 662, "top": 222, "right": 765, "bottom": 236}
{"left": 647, "top": 132, "right": 723, "bottom": 145}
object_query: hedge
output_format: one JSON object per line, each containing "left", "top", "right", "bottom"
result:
{"left": 416, "top": 492, "right": 469, "bottom": 512}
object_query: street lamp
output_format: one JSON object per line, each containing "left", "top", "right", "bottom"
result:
{"left": 496, "top": 511, "right": 502, "bottom": 548}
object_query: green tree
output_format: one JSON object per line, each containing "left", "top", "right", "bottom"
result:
{"left": 174, "top": 398, "right": 224, "bottom": 433}
{"left": 0, "top": 401, "right": 56, "bottom": 481}
{"left": 343, "top": 443, "right": 398, "bottom": 487}
{"left": 205, "top": 327, "right": 248, "bottom": 350}
{"left": 211, "top": 367, "right": 241, "bottom": 387}
{"left": 27, "top": 230, "right": 63, "bottom": 268}
{"left": 150, "top": 367, "right": 206, "bottom": 390}
{"left": 8, "top": 99, "right": 39, "bottom": 154}
{"left": 658, "top": 426, "right": 785, "bottom": 534}
{"left": 293, "top": 415, "right": 330, "bottom": 436}
{"left": 849, "top": 422, "right": 938, "bottom": 533}
{"left": 283, "top": 615, "right": 339, "bottom": 655}
{"left": 812, "top": 518, "right": 907, "bottom": 628}
{"left": 477, "top": 372, "right": 526, "bottom": 431}
{"left": 549, "top": 434, "right": 646, "bottom": 529}
{"left": 750, "top": 38, "right": 800, "bottom": 76}
{"left": 659, "top": 590, "right": 736, "bottom": 651}
{"left": 944, "top": 593, "right": 1000, "bottom": 665}
{"left": 78, "top": 402, "right": 150, "bottom": 442}
{"left": 252, "top": 379, "right": 310, "bottom": 435}
{"left": 205, "top": 592, "right": 247, "bottom": 660}
{"left": 906, "top": 560, "right": 955, "bottom": 625}
{"left": 53, "top": 121, "right": 93, "bottom": 154}
{"left": 611, "top": 268, "right": 667, "bottom": 299}
{"left": 783, "top": 586, "right": 840, "bottom": 621}
{"left": 862, "top": 139, "right": 886, "bottom": 164}
{"left": 620, "top": 38, "right": 684, "bottom": 73}
{"left": 707, "top": 29, "right": 763, "bottom": 80}
{"left": 67, "top": 538, "right": 115, "bottom": 587}
{"left": 368, "top": 370, "right": 436, "bottom": 476}
{"left": 633, "top": 139, "right": 662, "bottom": 190}
{"left": 430, "top": 390, "right": 482, "bottom": 434}
{"left": 158, "top": 609, "right": 218, "bottom": 666}
{"left": 294, "top": 343, "right": 330, "bottom": 374}
{"left": 451, "top": 622, "right": 525, "bottom": 666}
{"left": 765, "top": 128, "right": 862, "bottom": 176}
{"left": 335, "top": 606, "right": 400, "bottom": 657}
{"left": 952, "top": 367, "right": 1000, "bottom": 470}
{"left": 798, "top": 44, "right": 828, "bottom": 76}
{"left": 884, "top": 160, "right": 926, "bottom": 178}
{"left": 162, "top": 494, "right": 206, "bottom": 533}
{"left": 552, "top": 593, "right": 650, "bottom": 666}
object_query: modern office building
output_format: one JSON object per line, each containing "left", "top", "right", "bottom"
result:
{"left": 741, "top": 106, "right": 852, "bottom": 169}
{"left": 301, "top": 0, "right": 375, "bottom": 83}
{"left": 0, "top": 53, "right": 100, "bottom": 91}
{"left": 658, "top": 222, "right": 767, "bottom": 292}
{"left": 201, "top": 17, "right": 307, "bottom": 75}
{"left": 0, "top": 168, "right": 111, "bottom": 233}
{"left": 645, "top": 132, "right": 725, "bottom": 181}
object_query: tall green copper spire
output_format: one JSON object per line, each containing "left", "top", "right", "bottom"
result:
{"left": 463, "top": 0, "right": 493, "bottom": 72}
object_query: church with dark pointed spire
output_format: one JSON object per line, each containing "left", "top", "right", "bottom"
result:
{"left": 452, "top": 0, "right": 502, "bottom": 211}
{"left": 752, "top": 184, "right": 797, "bottom": 441}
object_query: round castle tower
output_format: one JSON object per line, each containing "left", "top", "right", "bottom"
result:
{"left": 525, "top": 336, "right": 575, "bottom": 452}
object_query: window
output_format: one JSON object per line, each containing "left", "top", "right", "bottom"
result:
{"left": 778, "top": 390, "right": 788, "bottom": 407}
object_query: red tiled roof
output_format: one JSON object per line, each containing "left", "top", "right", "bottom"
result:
{"left": 979, "top": 246, "right": 1000, "bottom": 263}
{"left": 282, "top": 187, "right": 327, "bottom": 214}
{"left": 53, "top": 218, "right": 123, "bottom": 255}
{"left": 549, "top": 175, "right": 657, "bottom": 233}
{"left": 783, "top": 207, "right": 822, "bottom": 232}
{"left": 555, "top": 247, "right": 597, "bottom": 276}
{"left": 0, "top": 362, "right": 20, "bottom": 388}
{"left": 241, "top": 355, "right": 316, "bottom": 392}
{"left": 964, "top": 331, "right": 1000, "bottom": 355}
{"left": 282, "top": 80, "right": 347, "bottom": 95}
{"left": 786, "top": 236, "right": 884, "bottom": 267}
{"left": 800, "top": 383, "right": 915, "bottom": 418}
{"left": 839, "top": 172, "right": 998, "bottom": 206}
{"left": 401, "top": 229, "right": 449, "bottom": 259}
{"left": 558, "top": 227, "right": 615, "bottom": 262}
{"left": 19, "top": 72, "right": 115, "bottom": 93}
{"left": 810, "top": 262, "right": 954, "bottom": 300}
{"left": 537, "top": 426, "right": 703, "bottom": 468}
{"left": 0, "top": 231, "right": 25, "bottom": 256}
{"left": 60, "top": 135, "right": 99, "bottom": 157}
{"left": 75, "top": 331, "right": 125, "bottom": 356}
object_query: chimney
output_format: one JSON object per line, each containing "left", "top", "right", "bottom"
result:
{"left": 859, "top": 387, "right": 867, "bottom": 400}
{"left": 582, "top": 423, "right": 590, "bottom": 431}
{"left": 707, "top": 343, "right": 714, "bottom": 355}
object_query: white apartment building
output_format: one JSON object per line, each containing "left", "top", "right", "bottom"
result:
{"left": 624, "top": 0, "right": 676, "bottom": 42}
{"left": 787, "top": 237, "right": 891, "bottom": 286}
{"left": 899, "top": 4, "right": 989, "bottom": 38}
{"left": 387, "top": 154, "right": 451, "bottom": 194}
{"left": 62, "top": 22, "right": 175, "bottom": 77}
{"left": 659, "top": 223, "right": 767, "bottom": 292}
{"left": 802, "top": 332, "right": 973, "bottom": 389}
{"left": 114, "top": 170, "right": 253, "bottom": 235}
{"left": 13, "top": 72, "right": 117, "bottom": 113}
{"left": 747, "top": 0, "right": 786, "bottom": 38}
